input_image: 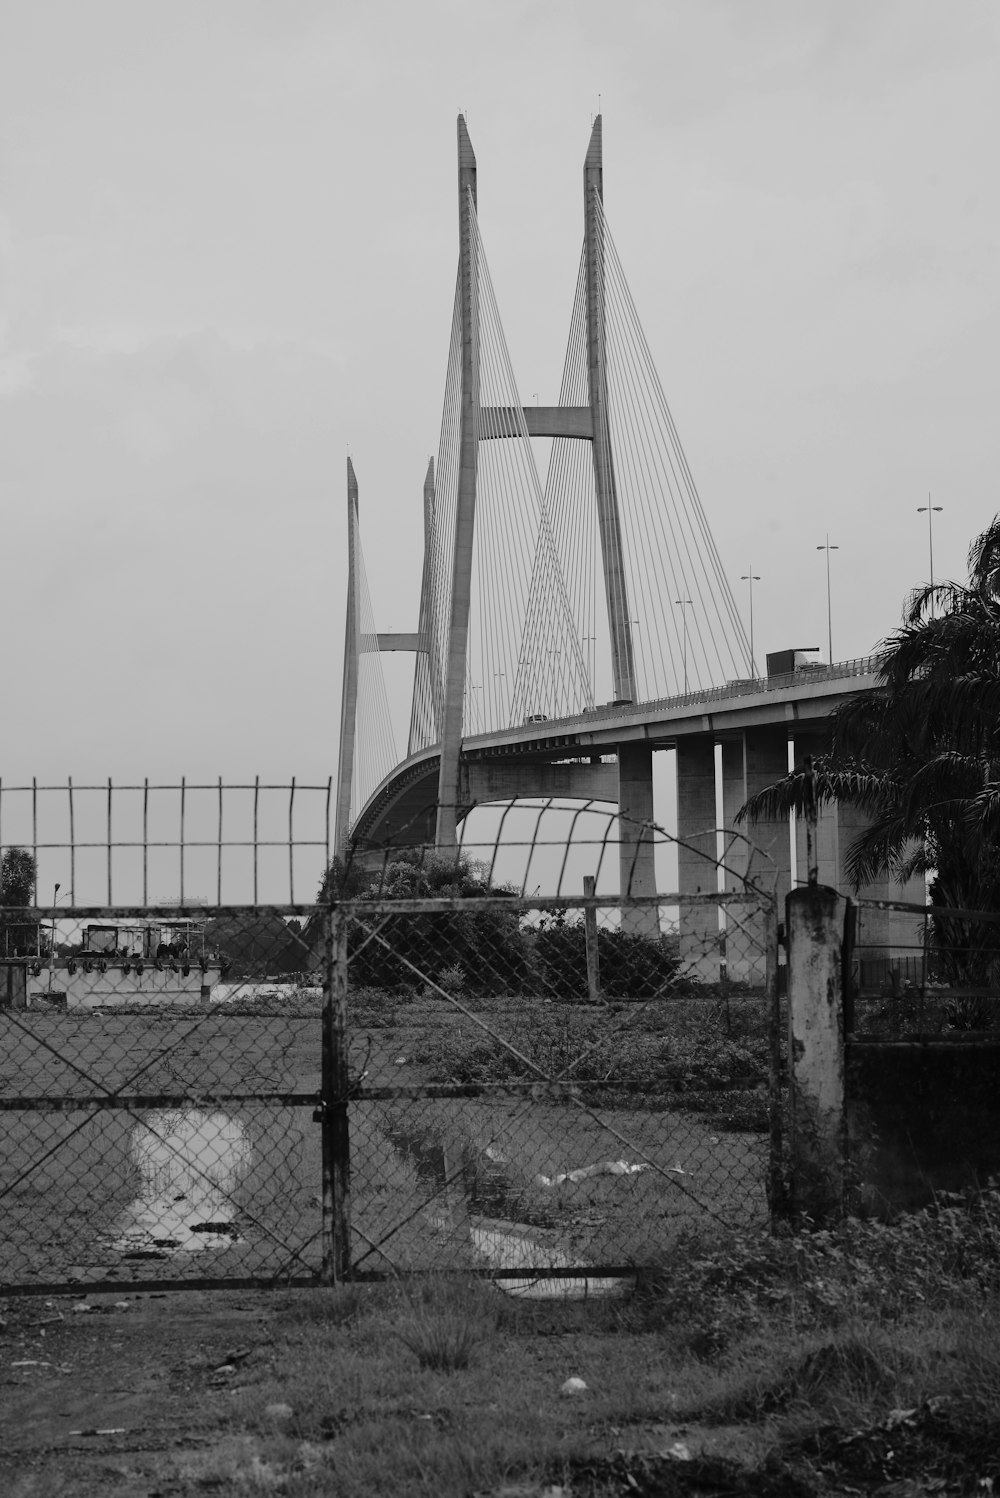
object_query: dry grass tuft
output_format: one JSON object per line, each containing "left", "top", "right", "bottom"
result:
{"left": 393, "top": 1276, "right": 500, "bottom": 1372}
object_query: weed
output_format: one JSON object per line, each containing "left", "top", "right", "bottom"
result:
{"left": 393, "top": 1277, "right": 500, "bottom": 1373}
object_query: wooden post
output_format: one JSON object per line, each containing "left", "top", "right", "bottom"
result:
{"left": 584, "top": 875, "right": 601, "bottom": 1002}
{"left": 321, "top": 906, "right": 351, "bottom": 1282}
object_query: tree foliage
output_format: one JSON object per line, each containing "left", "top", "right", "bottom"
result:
{"left": 533, "top": 915, "right": 683, "bottom": 1000}
{"left": 737, "top": 518, "right": 1000, "bottom": 982}
{"left": 329, "top": 850, "right": 531, "bottom": 994}
{"left": 1, "top": 847, "right": 41, "bottom": 958}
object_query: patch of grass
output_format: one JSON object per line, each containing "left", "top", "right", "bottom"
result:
{"left": 393, "top": 1276, "right": 500, "bottom": 1371}
{"left": 10, "top": 1192, "right": 1000, "bottom": 1497}
{"left": 407, "top": 992, "right": 774, "bottom": 1126}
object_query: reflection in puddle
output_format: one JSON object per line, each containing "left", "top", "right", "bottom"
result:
{"left": 113, "top": 1110, "right": 251, "bottom": 1254}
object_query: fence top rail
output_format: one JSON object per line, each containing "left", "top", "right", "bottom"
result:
{"left": 0, "top": 781, "right": 333, "bottom": 794}
{"left": 0, "top": 903, "right": 322, "bottom": 921}
{"left": 852, "top": 898, "right": 1000, "bottom": 926}
{"left": 0, "top": 777, "right": 332, "bottom": 907}
{"left": 339, "top": 890, "right": 773, "bottom": 916}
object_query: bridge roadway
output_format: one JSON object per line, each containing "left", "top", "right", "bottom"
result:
{"left": 352, "top": 656, "right": 879, "bottom": 855}
{"left": 351, "top": 654, "right": 925, "bottom": 979}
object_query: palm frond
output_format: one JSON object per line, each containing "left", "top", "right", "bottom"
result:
{"left": 736, "top": 761, "right": 896, "bottom": 826}
{"left": 967, "top": 514, "right": 1000, "bottom": 597}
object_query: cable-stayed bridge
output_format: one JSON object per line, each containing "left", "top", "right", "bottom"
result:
{"left": 336, "top": 116, "right": 907, "bottom": 926}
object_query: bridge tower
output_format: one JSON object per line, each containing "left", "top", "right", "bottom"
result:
{"left": 334, "top": 458, "right": 361, "bottom": 856}
{"left": 436, "top": 117, "right": 480, "bottom": 848}
{"left": 583, "top": 116, "right": 635, "bottom": 708}
{"left": 434, "top": 116, "right": 648, "bottom": 896}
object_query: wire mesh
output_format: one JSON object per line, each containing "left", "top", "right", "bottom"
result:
{"left": 848, "top": 898, "right": 1000, "bottom": 1039}
{"left": 0, "top": 805, "right": 782, "bottom": 1293}
{"left": 341, "top": 886, "right": 775, "bottom": 1281}
{"left": 0, "top": 907, "right": 325, "bottom": 1292}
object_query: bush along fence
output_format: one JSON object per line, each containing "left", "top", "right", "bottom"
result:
{"left": 777, "top": 886, "right": 1000, "bottom": 1224}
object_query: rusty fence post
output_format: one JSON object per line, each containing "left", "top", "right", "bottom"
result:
{"left": 321, "top": 904, "right": 351, "bottom": 1283}
{"left": 584, "top": 875, "right": 601, "bottom": 1002}
{"left": 786, "top": 884, "right": 847, "bottom": 1223}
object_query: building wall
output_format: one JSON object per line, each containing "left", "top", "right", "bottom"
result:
{"left": 27, "top": 963, "right": 223, "bottom": 1009}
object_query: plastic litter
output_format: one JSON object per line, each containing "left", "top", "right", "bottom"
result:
{"left": 535, "top": 1159, "right": 652, "bottom": 1187}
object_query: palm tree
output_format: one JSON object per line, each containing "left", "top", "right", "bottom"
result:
{"left": 736, "top": 518, "right": 1000, "bottom": 983}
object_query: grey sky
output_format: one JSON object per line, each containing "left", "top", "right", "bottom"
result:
{"left": 2, "top": 0, "right": 998, "bottom": 790}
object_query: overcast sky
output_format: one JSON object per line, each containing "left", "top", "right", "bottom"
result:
{"left": 3, "top": 0, "right": 998, "bottom": 798}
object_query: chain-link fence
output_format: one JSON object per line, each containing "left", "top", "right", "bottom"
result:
{"left": 0, "top": 907, "right": 327, "bottom": 1293}
{"left": 340, "top": 884, "right": 776, "bottom": 1286}
{"left": 1, "top": 786, "right": 780, "bottom": 1294}
{"left": 847, "top": 898, "right": 1000, "bottom": 1038}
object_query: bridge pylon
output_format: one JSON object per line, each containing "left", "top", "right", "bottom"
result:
{"left": 334, "top": 458, "right": 361, "bottom": 856}
{"left": 583, "top": 116, "right": 635, "bottom": 708}
{"left": 436, "top": 117, "right": 480, "bottom": 848}
{"left": 434, "top": 113, "right": 640, "bottom": 848}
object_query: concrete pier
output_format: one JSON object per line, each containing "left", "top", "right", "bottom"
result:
{"left": 617, "top": 741, "right": 657, "bottom": 936}
{"left": 676, "top": 737, "right": 720, "bottom": 978}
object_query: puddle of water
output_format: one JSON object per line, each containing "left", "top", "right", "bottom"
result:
{"left": 112, "top": 1110, "right": 252, "bottom": 1254}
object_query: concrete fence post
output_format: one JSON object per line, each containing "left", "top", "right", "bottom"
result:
{"left": 786, "top": 884, "right": 846, "bottom": 1222}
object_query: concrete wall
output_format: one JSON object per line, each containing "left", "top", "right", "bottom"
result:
{"left": 847, "top": 1041, "right": 1000, "bottom": 1214}
{"left": 784, "top": 892, "right": 1000, "bottom": 1221}
{"left": 27, "top": 963, "right": 223, "bottom": 1009}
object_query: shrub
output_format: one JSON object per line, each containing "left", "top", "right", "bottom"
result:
{"left": 533, "top": 920, "right": 684, "bottom": 1001}
{"left": 340, "top": 852, "right": 532, "bottom": 994}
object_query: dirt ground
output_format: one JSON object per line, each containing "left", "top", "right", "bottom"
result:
{"left": 2, "top": 1288, "right": 777, "bottom": 1498}
{"left": 2, "top": 1291, "right": 284, "bottom": 1496}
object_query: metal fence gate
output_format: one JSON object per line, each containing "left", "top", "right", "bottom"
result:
{"left": 0, "top": 905, "right": 329, "bottom": 1294}
{"left": 0, "top": 891, "right": 777, "bottom": 1294}
{"left": 0, "top": 782, "right": 780, "bottom": 1295}
{"left": 337, "top": 887, "right": 777, "bottom": 1287}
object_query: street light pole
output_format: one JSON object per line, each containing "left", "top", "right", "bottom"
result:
{"left": 740, "top": 568, "right": 760, "bottom": 676}
{"left": 917, "top": 496, "right": 943, "bottom": 595}
{"left": 674, "top": 598, "right": 692, "bottom": 692}
{"left": 816, "top": 536, "right": 839, "bottom": 664}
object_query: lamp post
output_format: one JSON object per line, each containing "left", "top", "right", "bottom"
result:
{"left": 674, "top": 599, "right": 693, "bottom": 692}
{"left": 740, "top": 568, "right": 760, "bottom": 676}
{"left": 816, "top": 536, "right": 839, "bottom": 664}
{"left": 48, "top": 883, "right": 61, "bottom": 996}
{"left": 917, "top": 497, "right": 942, "bottom": 597}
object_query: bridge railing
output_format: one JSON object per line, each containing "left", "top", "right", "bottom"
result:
{"left": 578, "top": 655, "right": 882, "bottom": 725}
